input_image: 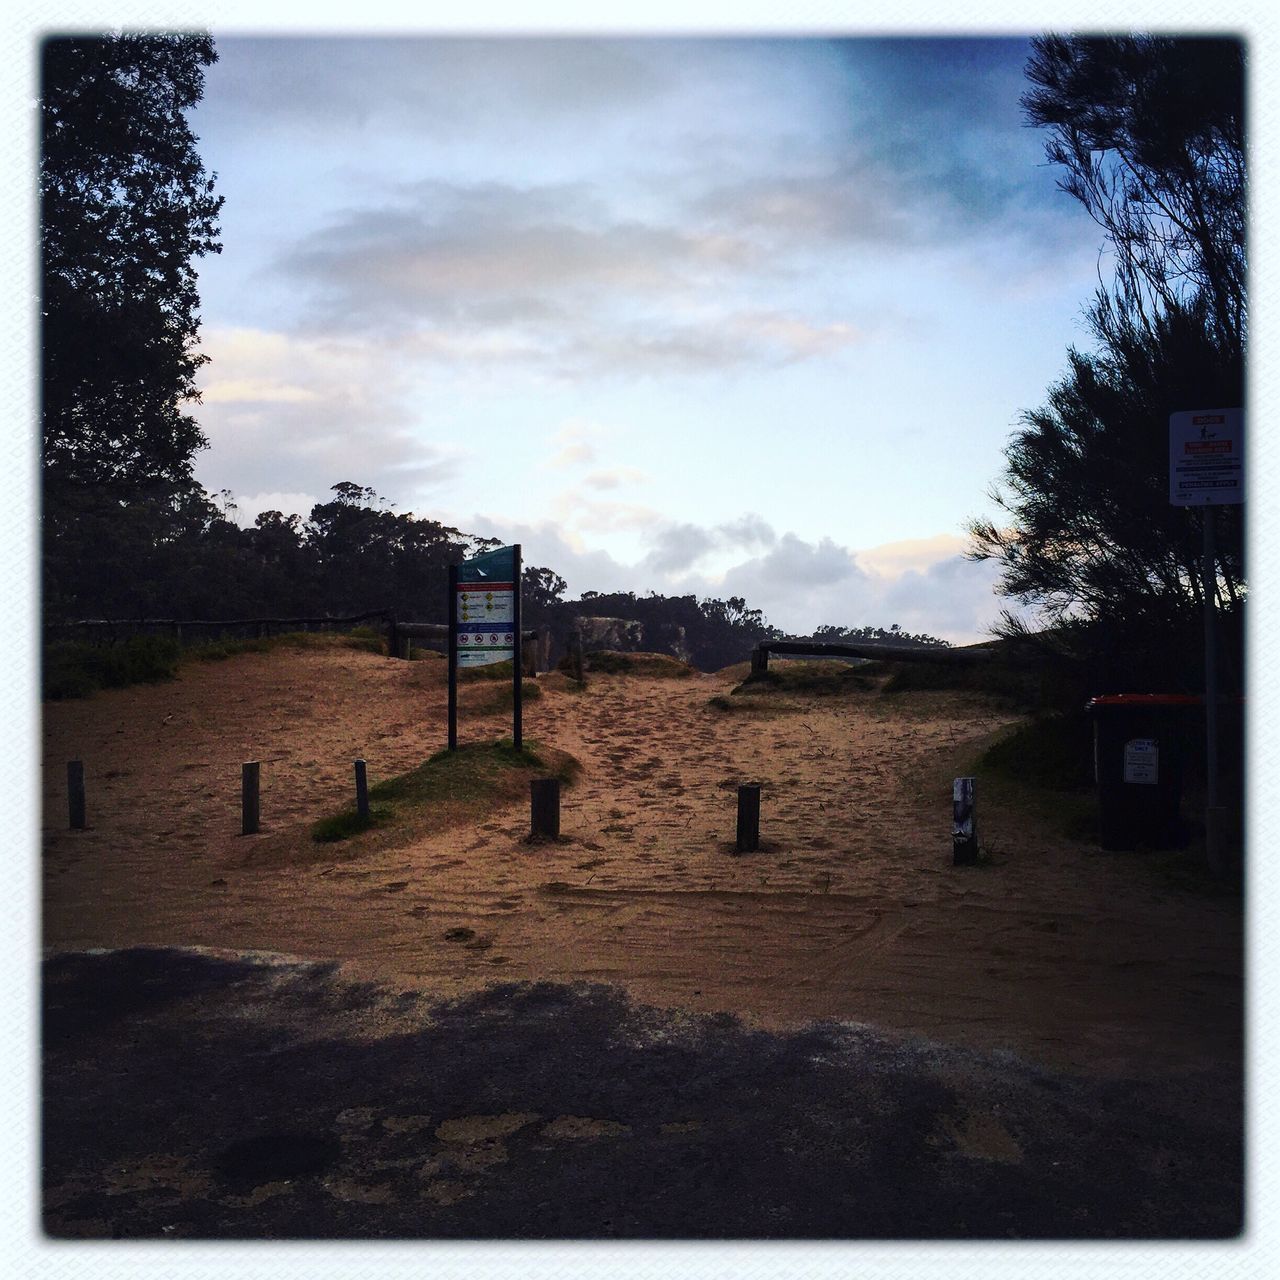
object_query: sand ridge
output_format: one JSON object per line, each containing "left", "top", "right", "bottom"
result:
{"left": 41, "top": 646, "right": 1242, "bottom": 1075}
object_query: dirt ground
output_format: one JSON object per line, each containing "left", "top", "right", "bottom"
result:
{"left": 41, "top": 646, "right": 1243, "bottom": 1077}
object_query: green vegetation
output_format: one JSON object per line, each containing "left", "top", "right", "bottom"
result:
{"left": 43, "top": 635, "right": 182, "bottom": 700}
{"left": 559, "top": 650, "right": 694, "bottom": 678}
{"left": 880, "top": 659, "right": 1040, "bottom": 708}
{"left": 968, "top": 36, "right": 1243, "bottom": 699}
{"left": 468, "top": 679, "right": 542, "bottom": 714}
{"left": 310, "top": 739, "right": 578, "bottom": 844}
{"left": 734, "top": 659, "right": 874, "bottom": 698}
{"left": 978, "top": 713, "right": 1095, "bottom": 792}
{"left": 457, "top": 658, "right": 518, "bottom": 681}
{"left": 43, "top": 628, "right": 387, "bottom": 700}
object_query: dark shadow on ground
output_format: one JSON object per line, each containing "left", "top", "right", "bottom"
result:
{"left": 42, "top": 947, "right": 1243, "bottom": 1240}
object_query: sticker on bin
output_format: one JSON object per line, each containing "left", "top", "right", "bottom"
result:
{"left": 1123, "top": 738, "right": 1159, "bottom": 785}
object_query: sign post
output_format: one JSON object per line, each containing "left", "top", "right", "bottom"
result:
{"left": 1169, "top": 408, "right": 1243, "bottom": 876}
{"left": 447, "top": 544, "right": 522, "bottom": 751}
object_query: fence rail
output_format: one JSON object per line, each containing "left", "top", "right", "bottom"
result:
{"left": 752, "top": 639, "right": 1015, "bottom": 674}
{"left": 46, "top": 610, "right": 393, "bottom": 647}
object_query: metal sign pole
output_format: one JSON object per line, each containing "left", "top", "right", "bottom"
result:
{"left": 447, "top": 562, "right": 459, "bottom": 751}
{"left": 1203, "top": 507, "right": 1223, "bottom": 876}
{"left": 1170, "top": 407, "right": 1242, "bottom": 878}
{"left": 512, "top": 543, "right": 523, "bottom": 751}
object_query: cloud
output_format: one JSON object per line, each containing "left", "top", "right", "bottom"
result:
{"left": 266, "top": 172, "right": 871, "bottom": 378}
{"left": 641, "top": 522, "right": 720, "bottom": 575}
{"left": 456, "top": 508, "right": 1012, "bottom": 645}
{"left": 854, "top": 533, "right": 971, "bottom": 578}
{"left": 228, "top": 491, "right": 322, "bottom": 526}
{"left": 583, "top": 468, "right": 648, "bottom": 491}
{"left": 192, "top": 326, "right": 461, "bottom": 503}
{"left": 206, "top": 38, "right": 679, "bottom": 139}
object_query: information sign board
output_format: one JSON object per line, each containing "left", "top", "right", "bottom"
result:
{"left": 455, "top": 547, "right": 516, "bottom": 668}
{"left": 1169, "top": 408, "right": 1244, "bottom": 505}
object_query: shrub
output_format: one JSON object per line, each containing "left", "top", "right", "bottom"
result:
{"left": 43, "top": 635, "right": 182, "bottom": 700}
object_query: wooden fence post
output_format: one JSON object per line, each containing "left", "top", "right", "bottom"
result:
{"left": 751, "top": 646, "right": 768, "bottom": 676}
{"left": 354, "top": 759, "right": 369, "bottom": 820}
{"left": 530, "top": 778, "right": 560, "bottom": 841}
{"left": 67, "top": 760, "right": 86, "bottom": 830}
{"left": 242, "top": 762, "right": 260, "bottom": 835}
{"left": 953, "top": 777, "right": 977, "bottom": 865}
{"left": 570, "top": 631, "right": 585, "bottom": 683}
{"left": 735, "top": 783, "right": 761, "bottom": 853}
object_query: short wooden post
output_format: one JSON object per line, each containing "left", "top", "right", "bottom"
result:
{"left": 735, "top": 783, "right": 761, "bottom": 853}
{"left": 354, "top": 759, "right": 369, "bottom": 820}
{"left": 242, "top": 761, "right": 260, "bottom": 835}
{"left": 570, "top": 631, "right": 585, "bottom": 683}
{"left": 67, "top": 760, "right": 86, "bottom": 830}
{"left": 953, "top": 777, "right": 977, "bottom": 865}
{"left": 530, "top": 778, "right": 560, "bottom": 841}
{"left": 751, "top": 646, "right": 768, "bottom": 676}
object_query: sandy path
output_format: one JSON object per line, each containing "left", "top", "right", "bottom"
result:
{"left": 42, "top": 648, "right": 1242, "bottom": 1076}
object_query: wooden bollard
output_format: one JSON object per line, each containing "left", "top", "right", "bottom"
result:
{"left": 242, "top": 761, "right": 260, "bottom": 835}
{"left": 354, "top": 759, "right": 369, "bottom": 820}
{"left": 953, "top": 776, "right": 977, "bottom": 865}
{"left": 570, "top": 632, "right": 585, "bottom": 683}
{"left": 530, "top": 778, "right": 561, "bottom": 841}
{"left": 751, "top": 646, "right": 768, "bottom": 676}
{"left": 67, "top": 760, "right": 86, "bottom": 830}
{"left": 735, "top": 783, "right": 761, "bottom": 853}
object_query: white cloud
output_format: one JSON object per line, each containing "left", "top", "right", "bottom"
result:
{"left": 458, "top": 509, "right": 1013, "bottom": 645}
{"left": 193, "top": 326, "right": 462, "bottom": 503}
{"left": 230, "top": 491, "right": 322, "bottom": 526}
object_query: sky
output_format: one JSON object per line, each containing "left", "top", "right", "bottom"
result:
{"left": 187, "top": 33, "right": 1111, "bottom": 643}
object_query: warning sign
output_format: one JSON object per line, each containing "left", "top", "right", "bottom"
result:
{"left": 1169, "top": 408, "right": 1244, "bottom": 505}
{"left": 1123, "top": 738, "right": 1159, "bottom": 785}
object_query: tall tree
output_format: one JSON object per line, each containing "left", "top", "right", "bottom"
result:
{"left": 1021, "top": 35, "right": 1244, "bottom": 355}
{"left": 968, "top": 35, "right": 1245, "bottom": 687}
{"left": 41, "top": 33, "right": 224, "bottom": 617}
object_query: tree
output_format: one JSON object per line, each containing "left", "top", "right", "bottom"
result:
{"left": 968, "top": 35, "right": 1245, "bottom": 689}
{"left": 41, "top": 33, "right": 224, "bottom": 616}
{"left": 1021, "top": 35, "right": 1244, "bottom": 355}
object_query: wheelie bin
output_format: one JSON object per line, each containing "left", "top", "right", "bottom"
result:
{"left": 1086, "top": 694, "right": 1200, "bottom": 851}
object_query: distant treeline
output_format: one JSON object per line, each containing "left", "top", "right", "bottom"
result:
{"left": 45, "top": 481, "right": 950, "bottom": 672}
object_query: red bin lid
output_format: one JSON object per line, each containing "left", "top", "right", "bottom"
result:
{"left": 1086, "top": 693, "right": 1203, "bottom": 707}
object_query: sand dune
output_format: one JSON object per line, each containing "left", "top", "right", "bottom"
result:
{"left": 42, "top": 647, "right": 1242, "bottom": 1076}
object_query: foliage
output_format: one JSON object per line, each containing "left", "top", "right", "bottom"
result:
{"left": 43, "top": 635, "right": 182, "bottom": 700}
{"left": 310, "top": 740, "right": 577, "bottom": 844}
{"left": 44, "top": 628, "right": 387, "bottom": 700}
{"left": 1021, "top": 34, "right": 1244, "bottom": 353}
{"left": 41, "top": 34, "right": 225, "bottom": 621}
{"left": 979, "top": 714, "right": 1096, "bottom": 791}
{"left": 969, "top": 35, "right": 1245, "bottom": 682}
{"left": 564, "top": 590, "right": 779, "bottom": 671}
{"left": 41, "top": 33, "right": 224, "bottom": 496}
{"left": 558, "top": 650, "right": 694, "bottom": 678}
{"left": 805, "top": 623, "right": 951, "bottom": 649}
{"left": 738, "top": 659, "right": 873, "bottom": 697}
{"left": 879, "top": 659, "right": 1041, "bottom": 706}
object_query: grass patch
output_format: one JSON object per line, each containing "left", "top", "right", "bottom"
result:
{"left": 557, "top": 650, "right": 694, "bottom": 678}
{"left": 466, "top": 679, "right": 543, "bottom": 714}
{"left": 978, "top": 713, "right": 1095, "bottom": 792}
{"left": 43, "top": 636, "right": 182, "bottom": 700}
{"left": 44, "top": 628, "right": 388, "bottom": 700}
{"left": 309, "top": 738, "right": 579, "bottom": 845}
{"left": 880, "top": 659, "right": 1041, "bottom": 707}
{"left": 457, "top": 658, "right": 519, "bottom": 682}
{"left": 734, "top": 659, "right": 875, "bottom": 698}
